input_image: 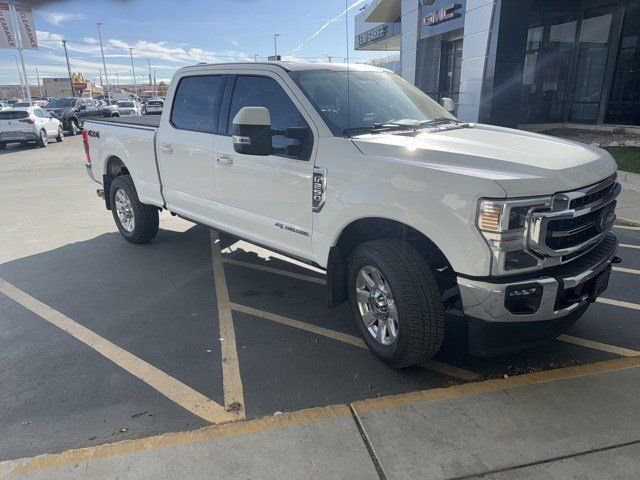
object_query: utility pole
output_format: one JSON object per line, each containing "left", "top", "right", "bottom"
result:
{"left": 98, "top": 68, "right": 103, "bottom": 96}
{"left": 323, "top": 54, "right": 333, "bottom": 62}
{"left": 35, "top": 67, "right": 41, "bottom": 98}
{"left": 146, "top": 58, "right": 152, "bottom": 89}
{"left": 61, "top": 40, "right": 75, "bottom": 97}
{"left": 8, "top": 3, "right": 31, "bottom": 102}
{"left": 273, "top": 33, "right": 280, "bottom": 56}
{"left": 129, "top": 48, "right": 137, "bottom": 95}
{"left": 254, "top": 54, "right": 258, "bottom": 61}
{"left": 97, "top": 22, "right": 110, "bottom": 99}
{"left": 115, "top": 72, "right": 119, "bottom": 90}
{"left": 153, "top": 69, "right": 157, "bottom": 96}
{"left": 13, "top": 54, "right": 23, "bottom": 98}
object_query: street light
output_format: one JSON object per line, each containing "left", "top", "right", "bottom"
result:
{"left": 323, "top": 54, "right": 333, "bottom": 63}
{"left": 97, "top": 23, "right": 110, "bottom": 99}
{"left": 35, "top": 67, "right": 41, "bottom": 98}
{"left": 12, "top": 54, "right": 22, "bottom": 98}
{"left": 61, "top": 40, "right": 75, "bottom": 97}
{"left": 129, "top": 48, "right": 137, "bottom": 95}
{"left": 273, "top": 33, "right": 280, "bottom": 56}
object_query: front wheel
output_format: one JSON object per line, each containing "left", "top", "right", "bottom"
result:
{"left": 56, "top": 126, "right": 64, "bottom": 142}
{"left": 67, "top": 119, "right": 79, "bottom": 136}
{"left": 109, "top": 175, "right": 159, "bottom": 244}
{"left": 348, "top": 239, "right": 445, "bottom": 368}
{"left": 0, "top": 142, "right": 6, "bottom": 150}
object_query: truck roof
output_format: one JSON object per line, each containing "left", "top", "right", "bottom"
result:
{"left": 177, "top": 60, "right": 386, "bottom": 74}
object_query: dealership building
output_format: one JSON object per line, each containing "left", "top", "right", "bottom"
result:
{"left": 355, "top": 0, "right": 639, "bottom": 127}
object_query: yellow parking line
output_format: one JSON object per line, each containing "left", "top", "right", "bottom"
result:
{"left": 613, "top": 266, "right": 640, "bottom": 275}
{"left": 222, "top": 258, "right": 326, "bottom": 284}
{"left": 620, "top": 243, "right": 640, "bottom": 250}
{"left": 597, "top": 297, "right": 640, "bottom": 311}
{"left": 615, "top": 224, "right": 640, "bottom": 231}
{"left": 558, "top": 334, "right": 640, "bottom": 357}
{"left": 0, "top": 278, "right": 238, "bottom": 424}
{"left": 230, "top": 302, "right": 480, "bottom": 381}
{"left": 210, "top": 231, "right": 245, "bottom": 418}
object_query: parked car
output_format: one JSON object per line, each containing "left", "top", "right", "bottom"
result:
{"left": 0, "top": 107, "right": 63, "bottom": 149}
{"left": 83, "top": 62, "right": 620, "bottom": 368}
{"left": 13, "top": 100, "right": 49, "bottom": 108}
{"left": 144, "top": 98, "right": 164, "bottom": 115}
{"left": 98, "top": 99, "right": 120, "bottom": 117}
{"left": 46, "top": 97, "right": 116, "bottom": 135}
{"left": 116, "top": 100, "right": 142, "bottom": 116}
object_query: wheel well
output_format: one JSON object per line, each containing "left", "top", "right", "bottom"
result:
{"left": 103, "top": 156, "right": 130, "bottom": 209}
{"left": 327, "top": 218, "right": 456, "bottom": 308}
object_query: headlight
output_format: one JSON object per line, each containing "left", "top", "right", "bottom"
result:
{"left": 477, "top": 197, "right": 552, "bottom": 275}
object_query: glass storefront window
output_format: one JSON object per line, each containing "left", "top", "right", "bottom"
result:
{"left": 606, "top": 1, "right": 640, "bottom": 124}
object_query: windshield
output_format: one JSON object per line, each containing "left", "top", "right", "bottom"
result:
{"left": 48, "top": 98, "right": 75, "bottom": 108}
{"left": 290, "top": 69, "right": 456, "bottom": 136}
{"left": 148, "top": 101, "right": 162, "bottom": 106}
{"left": 14, "top": 102, "right": 31, "bottom": 107}
{"left": 118, "top": 102, "right": 135, "bottom": 107}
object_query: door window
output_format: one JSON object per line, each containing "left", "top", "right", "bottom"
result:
{"left": 227, "top": 75, "right": 309, "bottom": 157}
{"left": 170, "top": 75, "right": 223, "bottom": 133}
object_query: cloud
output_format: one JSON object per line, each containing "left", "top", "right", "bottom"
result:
{"left": 288, "top": 0, "right": 366, "bottom": 54}
{"left": 37, "top": 11, "right": 87, "bottom": 26}
{"left": 36, "top": 30, "right": 63, "bottom": 42}
{"left": 84, "top": 37, "right": 99, "bottom": 45}
{"left": 105, "top": 38, "right": 252, "bottom": 63}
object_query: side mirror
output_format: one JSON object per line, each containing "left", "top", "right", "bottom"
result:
{"left": 233, "top": 106, "right": 272, "bottom": 156}
{"left": 441, "top": 97, "right": 455, "bottom": 113}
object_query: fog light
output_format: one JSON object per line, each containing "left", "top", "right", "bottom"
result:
{"left": 505, "top": 283, "right": 543, "bottom": 315}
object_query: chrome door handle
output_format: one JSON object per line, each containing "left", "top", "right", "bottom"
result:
{"left": 160, "top": 144, "right": 173, "bottom": 154}
{"left": 216, "top": 155, "right": 233, "bottom": 165}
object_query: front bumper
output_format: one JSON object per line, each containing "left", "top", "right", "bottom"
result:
{"left": 458, "top": 233, "right": 618, "bottom": 323}
{"left": 0, "top": 131, "right": 38, "bottom": 143}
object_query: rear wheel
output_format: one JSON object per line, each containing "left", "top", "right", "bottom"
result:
{"left": 0, "top": 143, "right": 5, "bottom": 150}
{"left": 109, "top": 174, "right": 159, "bottom": 244}
{"left": 348, "top": 239, "right": 445, "bottom": 368}
{"left": 37, "top": 129, "right": 48, "bottom": 148}
{"left": 56, "top": 126, "right": 64, "bottom": 142}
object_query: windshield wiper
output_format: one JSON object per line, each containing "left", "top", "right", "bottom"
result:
{"left": 343, "top": 123, "right": 419, "bottom": 135}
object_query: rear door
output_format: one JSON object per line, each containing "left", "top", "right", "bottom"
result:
{"left": 156, "top": 71, "right": 227, "bottom": 220}
{"left": 211, "top": 71, "right": 316, "bottom": 258}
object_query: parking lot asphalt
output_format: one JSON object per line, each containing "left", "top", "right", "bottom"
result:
{"left": 1, "top": 137, "right": 639, "bottom": 474}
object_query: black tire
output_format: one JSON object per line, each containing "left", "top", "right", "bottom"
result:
{"left": 37, "top": 129, "right": 48, "bottom": 148}
{"left": 0, "top": 142, "right": 5, "bottom": 150}
{"left": 109, "top": 174, "right": 159, "bottom": 244}
{"left": 347, "top": 239, "right": 445, "bottom": 368}
{"left": 67, "top": 119, "right": 79, "bottom": 136}
{"left": 56, "top": 126, "right": 64, "bottom": 142}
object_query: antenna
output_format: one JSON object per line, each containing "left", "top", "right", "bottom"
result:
{"left": 344, "top": 0, "right": 350, "bottom": 138}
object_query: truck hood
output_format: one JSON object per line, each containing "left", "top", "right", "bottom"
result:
{"left": 353, "top": 123, "right": 617, "bottom": 197}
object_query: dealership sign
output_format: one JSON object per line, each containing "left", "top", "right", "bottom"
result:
{"left": 0, "top": 3, "right": 17, "bottom": 49}
{"left": 356, "top": 24, "right": 391, "bottom": 48}
{"left": 72, "top": 72, "right": 87, "bottom": 91}
{"left": 420, "top": 0, "right": 465, "bottom": 38}
{"left": 422, "top": 3, "right": 462, "bottom": 26}
{"left": 14, "top": 4, "right": 37, "bottom": 49}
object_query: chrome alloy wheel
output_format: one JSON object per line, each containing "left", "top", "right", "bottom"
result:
{"left": 355, "top": 265, "right": 399, "bottom": 345}
{"left": 114, "top": 188, "right": 135, "bottom": 232}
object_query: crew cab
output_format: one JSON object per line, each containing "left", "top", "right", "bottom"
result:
{"left": 46, "top": 97, "right": 116, "bottom": 136}
{"left": 82, "top": 62, "right": 621, "bottom": 367}
{"left": 0, "top": 106, "right": 63, "bottom": 149}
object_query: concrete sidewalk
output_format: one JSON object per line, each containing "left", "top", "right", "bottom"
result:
{"left": 3, "top": 357, "right": 640, "bottom": 480}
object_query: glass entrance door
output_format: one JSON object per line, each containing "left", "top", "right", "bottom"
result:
{"left": 568, "top": 5, "right": 616, "bottom": 122}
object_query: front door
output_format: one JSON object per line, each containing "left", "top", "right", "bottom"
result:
{"left": 156, "top": 73, "right": 226, "bottom": 219}
{"left": 211, "top": 73, "right": 315, "bottom": 258}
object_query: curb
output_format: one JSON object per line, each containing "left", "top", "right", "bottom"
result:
{"left": 619, "top": 170, "right": 640, "bottom": 188}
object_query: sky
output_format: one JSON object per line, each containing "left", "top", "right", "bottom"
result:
{"left": 0, "top": 0, "right": 383, "bottom": 87}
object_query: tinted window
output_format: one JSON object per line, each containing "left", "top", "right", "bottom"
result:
{"left": 227, "top": 76, "right": 308, "bottom": 153}
{"left": 171, "top": 75, "right": 222, "bottom": 133}
{"left": 0, "top": 110, "right": 28, "bottom": 119}
{"left": 34, "top": 109, "right": 46, "bottom": 118}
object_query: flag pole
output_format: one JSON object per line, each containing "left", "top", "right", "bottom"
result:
{"left": 9, "top": 2, "right": 31, "bottom": 103}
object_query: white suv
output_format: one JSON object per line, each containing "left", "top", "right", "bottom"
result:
{"left": 0, "top": 107, "right": 63, "bottom": 149}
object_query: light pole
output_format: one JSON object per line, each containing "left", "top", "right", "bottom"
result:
{"left": 97, "top": 23, "right": 110, "bottom": 99}
{"left": 98, "top": 68, "right": 103, "bottom": 97}
{"left": 13, "top": 54, "right": 23, "bottom": 98}
{"left": 153, "top": 69, "right": 157, "bottom": 96}
{"left": 323, "top": 54, "right": 333, "bottom": 62}
{"left": 145, "top": 58, "right": 152, "bottom": 88}
{"left": 61, "top": 40, "right": 75, "bottom": 97}
{"left": 129, "top": 48, "right": 137, "bottom": 95}
{"left": 35, "top": 67, "right": 41, "bottom": 98}
{"left": 273, "top": 33, "right": 280, "bottom": 57}
{"left": 254, "top": 54, "right": 258, "bottom": 61}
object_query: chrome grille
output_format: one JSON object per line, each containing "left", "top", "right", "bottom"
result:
{"left": 528, "top": 174, "right": 620, "bottom": 262}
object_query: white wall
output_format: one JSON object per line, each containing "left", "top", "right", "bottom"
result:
{"left": 400, "top": 0, "right": 420, "bottom": 83}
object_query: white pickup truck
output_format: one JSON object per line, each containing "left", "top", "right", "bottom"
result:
{"left": 83, "top": 61, "right": 621, "bottom": 367}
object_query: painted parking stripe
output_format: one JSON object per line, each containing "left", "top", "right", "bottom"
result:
{"left": 223, "top": 258, "right": 326, "bottom": 285}
{"left": 0, "top": 278, "right": 239, "bottom": 424}
{"left": 613, "top": 266, "right": 640, "bottom": 275}
{"left": 615, "top": 224, "right": 640, "bottom": 231}
{"left": 558, "top": 334, "right": 640, "bottom": 357}
{"left": 597, "top": 297, "right": 640, "bottom": 311}
{"left": 210, "top": 231, "right": 245, "bottom": 418}
{"left": 230, "top": 302, "right": 480, "bottom": 381}
{"left": 5, "top": 357, "right": 640, "bottom": 478}
{"left": 620, "top": 243, "right": 640, "bottom": 250}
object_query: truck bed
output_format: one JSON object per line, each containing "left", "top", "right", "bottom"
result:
{"left": 94, "top": 115, "right": 161, "bottom": 129}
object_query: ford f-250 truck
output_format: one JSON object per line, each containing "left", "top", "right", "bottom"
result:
{"left": 83, "top": 61, "right": 621, "bottom": 367}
